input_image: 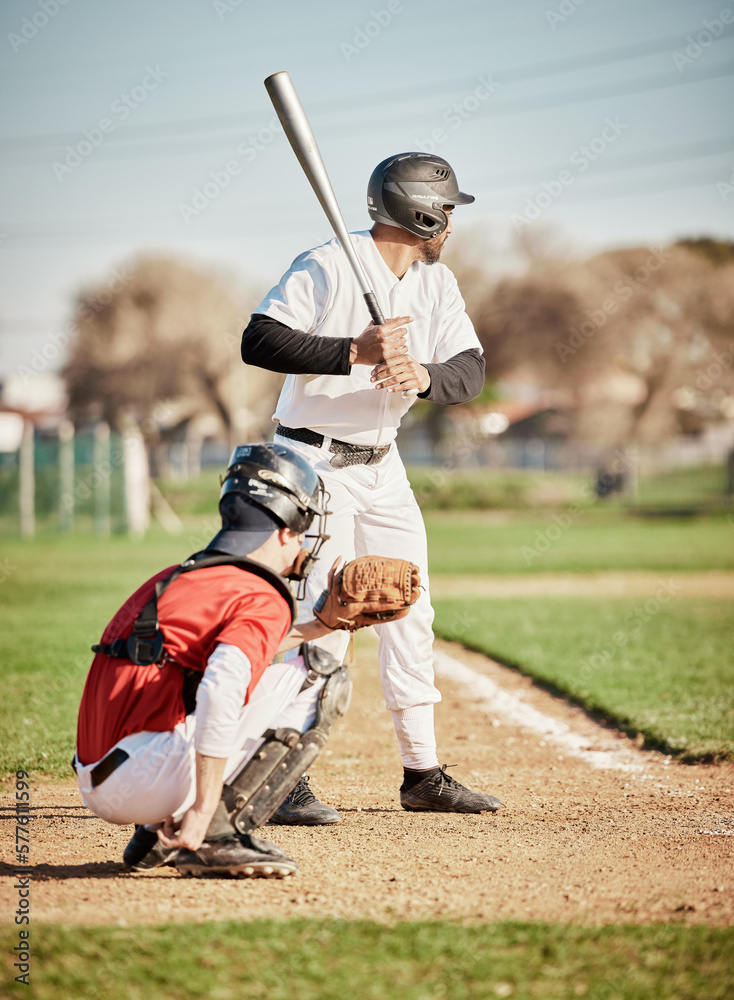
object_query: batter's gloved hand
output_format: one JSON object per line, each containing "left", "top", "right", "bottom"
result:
{"left": 313, "top": 555, "right": 421, "bottom": 632}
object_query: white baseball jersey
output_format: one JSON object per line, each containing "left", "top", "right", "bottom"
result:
{"left": 254, "top": 231, "right": 482, "bottom": 445}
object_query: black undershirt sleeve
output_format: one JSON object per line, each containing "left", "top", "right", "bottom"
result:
{"left": 241, "top": 313, "right": 352, "bottom": 375}
{"left": 241, "top": 314, "right": 484, "bottom": 404}
{"left": 418, "top": 348, "right": 485, "bottom": 405}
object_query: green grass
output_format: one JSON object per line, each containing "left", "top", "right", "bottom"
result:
{"left": 634, "top": 462, "right": 729, "bottom": 508}
{"left": 406, "top": 466, "right": 589, "bottom": 510}
{"left": 0, "top": 532, "right": 204, "bottom": 777}
{"left": 2, "top": 508, "right": 732, "bottom": 776}
{"left": 433, "top": 596, "right": 734, "bottom": 761}
{"left": 1, "top": 920, "right": 732, "bottom": 999}
{"left": 425, "top": 510, "right": 734, "bottom": 574}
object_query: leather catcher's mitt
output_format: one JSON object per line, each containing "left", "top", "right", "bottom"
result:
{"left": 313, "top": 556, "right": 421, "bottom": 633}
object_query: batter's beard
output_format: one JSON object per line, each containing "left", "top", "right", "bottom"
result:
{"left": 420, "top": 235, "right": 447, "bottom": 265}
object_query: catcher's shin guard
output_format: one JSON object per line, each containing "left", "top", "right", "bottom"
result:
{"left": 225, "top": 647, "right": 352, "bottom": 835}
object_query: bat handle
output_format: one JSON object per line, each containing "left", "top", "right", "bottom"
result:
{"left": 362, "top": 293, "right": 418, "bottom": 401}
{"left": 363, "top": 292, "right": 384, "bottom": 327}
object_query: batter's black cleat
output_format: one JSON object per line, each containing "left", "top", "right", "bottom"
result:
{"left": 175, "top": 833, "right": 298, "bottom": 879}
{"left": 123, "top": 825, "right": 178, "bottom": 871}
{"left": 268, "top": 775, "right": 341, "bottom": 826}
{"left": 400, "top": 765, "right": 502, "bottom": 813}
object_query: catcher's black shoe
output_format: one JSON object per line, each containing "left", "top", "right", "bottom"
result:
{"left": 175, "top": 833, "right": 298, "bottom": 879}
{"left": 268, "top": 775, "right": 341, "bottom": 826}
{"left": 400, "top": 765, "right": 502, "bottom": 813}
{"left": 123, "top": 825, "right": 178, "bottom": 871}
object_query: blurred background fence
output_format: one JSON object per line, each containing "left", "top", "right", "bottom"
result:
{"left": 2, "top": 416, "right": 732, "bottom": 538}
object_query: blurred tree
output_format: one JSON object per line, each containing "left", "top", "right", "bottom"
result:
{"left": 63, "top": 255, "right": 283, "bottom": 465}
{"left": 452, "top": 239, "right": 734, "bottom": 446}
{"left": 674, "top": 237, "right": 734, "bottom": 267}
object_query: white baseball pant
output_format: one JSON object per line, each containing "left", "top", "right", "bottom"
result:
{"left": 276, "top": 434, "right": 441, "bottom": 769}
{"left": 75, "top": 656, "right": 324, "bottom": 826}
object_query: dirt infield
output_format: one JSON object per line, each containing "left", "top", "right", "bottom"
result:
{"left": 1, "top": 634, "right": 732, "bottom": 928}
{"left": 430, "top": 570, "right": 734, "bottom": 599}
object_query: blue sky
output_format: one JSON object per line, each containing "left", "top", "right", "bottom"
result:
{"left": 1, "top": 0, "right": 733, "bottom": 377}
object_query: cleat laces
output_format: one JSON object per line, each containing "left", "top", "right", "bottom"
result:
{"left": 287, "top": 775, "right": 317, "bottom": 807}
{"left": 434, "top": 764, "right": 460, "bottom": 796}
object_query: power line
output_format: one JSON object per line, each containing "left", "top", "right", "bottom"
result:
{"left": 14, "top": 60, "right": 734, "bottom": 171}
{"left": 3, "top": 154, "right": 730, "bottom": 246}
{"left": 2, "top": 164, "right": 725, "bottom": 250}
{"left": 2, "top": 30, "right": 732, "bottom": 154}
{"left": 464, "top": 135, "right": 734, "bottom": 191}
{"left": 0, "top": 0, "right": 713, "bottom": 86}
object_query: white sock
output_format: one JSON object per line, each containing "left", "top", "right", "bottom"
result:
{"left": 391, "top": 704, "right": 439, "bottom": 770}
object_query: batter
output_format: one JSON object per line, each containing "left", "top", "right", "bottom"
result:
{"left": 243, "top": 153, "right": 502, "bottom": 818}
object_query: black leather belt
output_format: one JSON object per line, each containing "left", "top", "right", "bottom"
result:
{"left": 88, "top": 747, "right": 130, "bottom": 788}
{"left": 276, "top": 424, "right": 390, "bottom": 469}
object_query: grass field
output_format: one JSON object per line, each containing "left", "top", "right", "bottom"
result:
{"left": 1, "top": 509, "right": 733, "bottom": 775}
{"left": 2, "top": 511, "right": 732, "bottom": 997}
{"left": 432, "top": 596, "right": 734, "bottom": 761}
{"left": 424, "top": 510, "right": 734, "bottom": 575}
{"left": 0, "top": 533, "right": 190, "bottom": 777}
{"left": 2, "top": 920, "right": 732, "bottom": 1000}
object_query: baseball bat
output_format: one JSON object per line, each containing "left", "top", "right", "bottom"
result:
{"left": 264, "top": 70, "right": 417, "bottom": 398}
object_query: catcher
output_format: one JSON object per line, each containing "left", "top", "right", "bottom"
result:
{"left": 73, "top": 442, "right": 419, "bottom": 878}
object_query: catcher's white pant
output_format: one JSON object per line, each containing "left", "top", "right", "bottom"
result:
{"left": 74, "top": 656, "right": 324, "bottom": 827}
{"left": 276, "top": 433, "right": 440, "bottom": 713}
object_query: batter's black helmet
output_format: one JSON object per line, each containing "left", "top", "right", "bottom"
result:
{"left": 367, "top": 152, "right": 475, "bottom": 239}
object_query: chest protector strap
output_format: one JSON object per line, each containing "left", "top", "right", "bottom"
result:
{"left": 91, "top": 552, "right": 297, "bottom": 666}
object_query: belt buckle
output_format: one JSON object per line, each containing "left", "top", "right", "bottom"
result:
{"left": 329, "top": 448, "right": 349, "bottom": 469}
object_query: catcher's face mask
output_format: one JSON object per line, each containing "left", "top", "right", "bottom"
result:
{"left": 287, "top": 483, "right": 331, "bottom": 600}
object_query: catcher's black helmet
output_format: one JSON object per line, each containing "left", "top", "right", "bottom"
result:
{"left": 208, "top": 443, "right": 330, "bottom": 593}
{"left": 217, "top": 443, "right": 327, "bottom": 535}
{"left": 367, "top": 152, "right": 475, "bottom": 239}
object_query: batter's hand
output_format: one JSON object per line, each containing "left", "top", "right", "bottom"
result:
{"left": 350, "top": 316, "right": 412, "bottom": 366}
{"left": 371, "top": 354, "right": 430, "bottom": 394}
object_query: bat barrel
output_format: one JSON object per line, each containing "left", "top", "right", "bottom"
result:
{"left": 265, "top": 71, "right": 379, "bottom": 314}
